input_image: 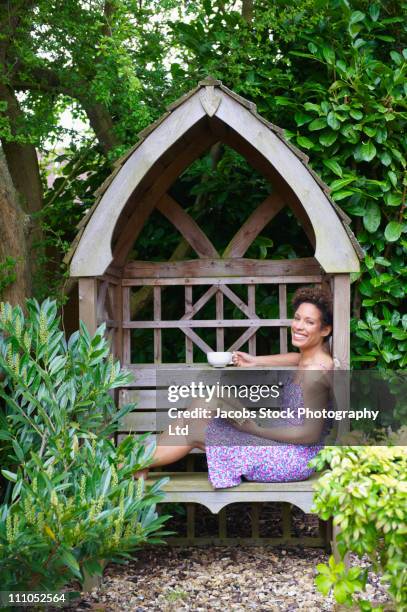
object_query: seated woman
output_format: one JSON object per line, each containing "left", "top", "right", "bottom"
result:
{"left": 136, "top": 286, "right": 334, "bottom": 488}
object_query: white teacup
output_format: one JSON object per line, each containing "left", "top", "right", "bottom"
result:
{"left": 207, "top": 351, "right": 233, "bottom": 368}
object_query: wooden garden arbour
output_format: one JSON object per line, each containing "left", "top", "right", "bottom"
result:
{"left": 67, "top": 77, "right": 363, "bottom": 546}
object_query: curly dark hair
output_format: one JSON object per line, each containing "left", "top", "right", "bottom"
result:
{"left": 292, "top": 286, "right": 333, "bottom": 339}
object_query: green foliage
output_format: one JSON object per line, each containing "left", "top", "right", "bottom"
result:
{"left": 311, "top": 445, "right": 407, "bottom": 610}
{"left": 0, "top": 257, "right": 17, "bottom": 300}
{"left": 163, "top": 1, "right": 407, "bottom": 369}
{"left": 0, "top": 299, "right": 169, "bottom": 591}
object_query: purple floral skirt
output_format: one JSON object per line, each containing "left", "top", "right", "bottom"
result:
{"left": 205, "top": 418, "right": 322, "bottom": 489}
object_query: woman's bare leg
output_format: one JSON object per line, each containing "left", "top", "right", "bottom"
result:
{"left": 135, "top": 402, "right": 213, "bottom": 477}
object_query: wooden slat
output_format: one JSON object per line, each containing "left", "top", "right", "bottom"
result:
{"left": 181, "top": 285, "right": 218, "bottom": 320}
{"left": 147, "top": 471, "right": 319, "bottom": 492}
{"left": 78, "top": 278, "right": 98, "bottom": 335}
{"left": 154, "top": 286, "right": 162, "bottom": 363}
{"left": 216, "top": 290, "right": 224, "bottom": 351}
{"left": 224, "top": 193, "right": 286, "bottom": 257}
{"left": 157, "top": 194, "right": 219, "bottom": 258}
{"left": 228, "top": 325, "right": 260, "bottom": 352}
{"left": 248, "top": 285, "right": 256, "bottom": 355}
{"left": 121, "top": 412, "right": 159, "bottom": 431}
{"left": 122, "top": 276, "right": 323, "bottom": 286}
{"left": 181, "top": 327, "right": 213, "bottom": 354}
{"left": 116, "top": 433, "right": 203, "bottom": 453}
{"left": 122, "top": 318, "right": 292, "bottom": 329}
{"left": 185, "top": 286, "right": 193, "bottom": 363}
{"left": 219, "top": 284, "right": 254, "bottom": 318}
{"left": 122, "top": 286, "right": 131, "bottom": 364}
{"left": 123, "top": 257, "right": 322, "bottom": 279}
{"left": 279, "top": 284, "right": 288, "bottom": 353}
{"left": 119, "top": 389, "right": 162, "bottom": 408}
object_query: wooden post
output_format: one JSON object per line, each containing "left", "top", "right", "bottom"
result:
{"left": 331, "top": 274, "right": 351, "bottom": 565}
{"left": 185, "top": 286, "right": 193, "bottom": 363}
{"left": 216, "top": 289, "right": 224, "bottom": 351}
{"left": 279, "top": 284, "right": 288, "bottom": 353}
{"left": 248, "top": 285, "right": 256, "bottom": 354}
{"left": 122, "top": 286, "right": 131, "bottom": 364}
{"left": 154, "top": 286, "right": 162, "bottom": 363}
{"left": 332, "top": 274, "right": 350, "bottom": 369}
{"left": 282, "top": 503, "right": 291, "bottom": 540}
{"left": 78, "top": 278, "right": 98, "bottom": 335}
{"left": 251, "top": 503, "right": 261, "bottom": 540}
{"left": 114, "top": 283, "right": 123, "bottom": 361}
{"left": 218, "top": 508, "right": 227, "bottom": 539}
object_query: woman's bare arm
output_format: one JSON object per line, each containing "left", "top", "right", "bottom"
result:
{"left": 233, "top": 351, "right": 300, "bottom": 367}
{"left": 236, "top": 419, "right": 324, "bottom": 445}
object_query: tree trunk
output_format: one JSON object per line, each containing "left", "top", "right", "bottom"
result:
{"left": 0, "top": 151, "right": 31, "bottom": 303}
{"left": 83, "top": 101, "right": 121, "bottom": 156}
{"left": 0, "top": 84, "right": 43, "bottom": 216}
{"left": 0, "top": 83, "right": 44, "bottom": 294}
{"left": 242, "top": 0, "right": 253, "bottom": 23}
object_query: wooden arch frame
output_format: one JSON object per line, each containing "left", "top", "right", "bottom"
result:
{"left": 69, "top": 82, "right": 360, "bottom": 277}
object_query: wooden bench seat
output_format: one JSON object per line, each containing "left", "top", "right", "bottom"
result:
{"left": 146, "top": 471, "right": 319, "bottom": 514}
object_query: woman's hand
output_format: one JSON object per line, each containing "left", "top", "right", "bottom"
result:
{"left": 232, "top": 351, "right": 257, "bottom": 367}
{"left": 231, "top": 418, "right": 259, "bottom": 435}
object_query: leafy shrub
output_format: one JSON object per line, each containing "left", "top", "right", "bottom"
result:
{"left": 311, "top": 445, "right": 407, "bottom": 610}
{"left": 0, "top": 299, "right": 169, "bottom": 591}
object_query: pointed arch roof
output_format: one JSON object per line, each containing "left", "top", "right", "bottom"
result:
{"left": 66, "top": 77, "right": 363, "bottom": 276}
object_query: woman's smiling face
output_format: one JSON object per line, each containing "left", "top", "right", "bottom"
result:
{"left": 291, "top": 302, "right": 331, "bottom": 349}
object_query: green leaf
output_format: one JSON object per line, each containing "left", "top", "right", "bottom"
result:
{"left": 369, "top": 4, "right": 380, "bottom": 21}
{"left": 332, "top": 190, "right": 354, "bottom": 201}
{"left": 390, "top": 51, "right": 402, "bottom": 66}
{"left": 384, "top": 221, "right": 402, "bottom": 242}
{"left": 323, "top": 159, "right": 342, "bottom": 177}
{"left": 358, "top": 141, "right": 377, "bottom": 162}
{"left": 327, "top": 112, "right": 340, "bottom": 130}
{"left": 294, "top": 112, "right": 312, "bottom": 126}
{"left": 315, "top": 574, "right": 333, "bottom": 596}
{"left": 350, "top": 11, "right": 365, "bottom": 24}
{"left": 384, "top": 193, "right": 402, "bottom": 207}
{"left": 350, "top": 109, "right": 363, "bottom": 120}
{"left": 379, "top": 151, "right": 392, "bottom": 166}
{"left": 304, "top": 102, "right": 320, "bottom": 113}
{"left": 363, "top": 126, "right": 376, "bottom": 138}
{"left": 296, "top": 135, "right": 314, "bottom": 149}
{"left": 363, "top": 202, "right": 381, "bottom": 233}
{"left": 322, "top": 46, "right": 335, "bottom": 64}
{"left": 388, "top": 171, "right": 397, "bottom": 188}
{"left": 319, "top": 132, "right": 338, "bottom": 147}
{"left": 330, "top": 177, "right": 356, "bottom": 191}
{"left": 377, "top": 35, "right": 395, "bottom": 42}
{"left": 12, "top": 439, "right": 25, "bottom": 462}
{"left": 308, "top": 118, "right": 327, "bottom": 131}
{"left": 60, "top": 549, "right": 81, "bottom": 578}
{"left": 1, "top": 469, "right": 17, "bottom": 482}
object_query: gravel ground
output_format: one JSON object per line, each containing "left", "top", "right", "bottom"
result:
{"left": 64, "top": 535, "right": 391, "bottom": 611}
{"left": 61, "top": 499, "right": 391, "bottom": 611}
